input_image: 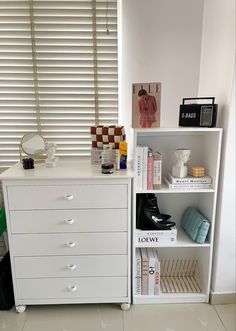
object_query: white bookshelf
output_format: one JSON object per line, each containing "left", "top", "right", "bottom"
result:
{"left": 132, "top": 128, "right": 222, "bottom": 304}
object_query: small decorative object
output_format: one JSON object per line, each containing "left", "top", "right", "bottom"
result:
{"left": 22, "top": 158, "right": 34, "bottom": 170}
{"left": 132, "top": 82, "right": 161, "bottom": 128}
{"left": 191, "top": 166, "right": 205, "bottom": 177}
{"left": 172, "top": 149, "right": 191, "bottom": 178}
{"left": 101, "top": 162, "right": 114, "bottom": 174}
{"left": 179, "top": 97, "right": 217, "bottom": 127}
{"left": 45, "top": 142, "right": 58, "bottom": 168}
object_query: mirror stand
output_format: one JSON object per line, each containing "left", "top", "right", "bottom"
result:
{"left": 19, "top": 133, "right": 47, "bottom": 164}
{"left": 19, "top": 144, "right": 46, "bottom": 163}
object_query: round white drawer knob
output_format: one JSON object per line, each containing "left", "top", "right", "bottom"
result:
{"left": 64, "top": 218, "right": 75, "bottom": 225}
{"left": 67, "top": 285, "right": 77, "bottom": 292}
{"left": 66, "top": 242, "right": 76, "bottom": 248}
{"left": 64, "top": 194, "right": 74, "bottom": 201}
{"left": 67, "top": 264, "right": 77, "bottom": 270}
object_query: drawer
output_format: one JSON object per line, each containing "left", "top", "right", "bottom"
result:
{"left": 16, "top": 277, "right": 127, "bottom": 299}
{"left": 12, "top": 233, "right": 127, "bottom": 256}
{"left": 10, "top": 209, "right": 128, "bottom": 234}
{"left": 14, "top": 255, "right": 128, "bottom": 278}
{"left": 7, "top": 184, "right": 127, "bottom": 210}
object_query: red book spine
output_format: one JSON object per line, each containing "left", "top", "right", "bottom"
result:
{"left": 147, "top": 153, "right": 154, "bottom": 190}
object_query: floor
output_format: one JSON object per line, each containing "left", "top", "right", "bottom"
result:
{"left": 0, "top": 303, "right": 235, "bottom": 331}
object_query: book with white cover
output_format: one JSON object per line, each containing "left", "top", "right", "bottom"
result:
{"left": 136, "top": 146, "right": 143, "bottom": 190}
{"left": 167, "top": 173, "right": 212, "bottom": 184}
{"left": 140, "top": 247, "right": 149, "bottom": 295}
{"left": 153, "top": 249, "right": 161, "bottom": 295}
{"left": 164, "top": 178, "right": 213, "bottom": 189}
{"left": 135, "top": 248, "right": 142, "bottom": 295}
{"left": 147, "top": 248, "right": 155, "bottom": 295}
{"left": 136, "top": 228, "right": 177, "bottom": 246}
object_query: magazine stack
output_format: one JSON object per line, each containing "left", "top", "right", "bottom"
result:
{"left": 164, "top": 173, "right": 213, "bottom": 189}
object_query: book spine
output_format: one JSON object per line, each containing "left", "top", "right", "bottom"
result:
{"left": 153, "top": 249, "right": 160, "bottom": 295}
{"left": 142, "top": 146, "right": 148, "bottom": 190}
{"left": 148, "top": 248, "right": 155, "bottom": 295}
{"left": 147, "top": 150, "right": 154, "bottom": 190}
{"left": 167, "top": 173, "right": 212, "bottom": 184}
{"left": 135, "top": 248, "right": 142, "bottom": 295}
{"left": 141, "top": 248, "right": 149, "bottom": 295}
{"left": 153, "top": 153, "right": 162, "bottom": 189}
{"left": 136, "top": 146, "right": 143, "bottom": 191}
{"left": 165, "top": 178, "right": 213, "bottom": 189}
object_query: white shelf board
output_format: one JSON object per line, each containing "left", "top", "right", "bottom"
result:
{"left": 134, "top": 127, "right": 223, "bottom": 134}
{"left": 133, "top": 292, "right": 208, "bottom": 304}
{"left": 136, "top": 184, "right": 215, "bottom": 194}
{"left": 135, "top": 228, "right": 211, "bottom": 248}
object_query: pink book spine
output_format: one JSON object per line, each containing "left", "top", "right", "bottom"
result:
{"left": 147, "top": 152, "right": 154, "bottom": 190}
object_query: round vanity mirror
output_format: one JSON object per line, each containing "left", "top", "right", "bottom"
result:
{"left": 19, "top": 133, "right": 46, "bottom": 162}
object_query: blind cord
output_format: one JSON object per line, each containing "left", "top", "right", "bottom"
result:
{"left": 92, "top": 0, "right": 99, "bottom": 125}
{"left": 29, "top": 0, "right": 41, "bottom": 134}
{"left": 106, "top": 0, "right": 110, "bottom": 35}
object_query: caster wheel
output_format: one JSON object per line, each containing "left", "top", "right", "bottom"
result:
{"left": 16, "top": 305, "right": 26, "bottom": 313}
{"left": 121, "top": 303, "right": 130, "bottom": 311}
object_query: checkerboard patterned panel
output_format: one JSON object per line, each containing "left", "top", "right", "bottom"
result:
{"left": 90, "top": 125, "right": 126, "bottom": 149}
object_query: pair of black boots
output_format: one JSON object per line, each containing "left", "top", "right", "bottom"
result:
{"left": 136, "top": 194, "right": 175, "bottom": 230}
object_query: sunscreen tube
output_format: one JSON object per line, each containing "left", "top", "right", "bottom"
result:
{"left": 119, "top": 141, "right": 127, "bottom": 169}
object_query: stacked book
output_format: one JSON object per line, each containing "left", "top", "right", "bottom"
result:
{"left": 136, "top": 146, "right": 162, "bottom": 191}
{"left": 165, "top": 173, "right": 213, "bottom": 189}
{"left": 135, "top": 248, "right": 160, "bottom": 296}
{"left": 136, "top": 228, "right": 177, "bottom": 246}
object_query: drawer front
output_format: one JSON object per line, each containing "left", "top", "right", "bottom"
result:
{"left": 14, "top": 255, "right": 127, "bottom": 278}
{"left": 10, "top": 209, "right": 128, "bottom": 234}
{"left": 16, "top": 277, "right": 127, "bottom": 299}
{"left": 7, "top": 184, "right": 127, "bottom": 210}
{"left": 12, "top": 233, "right": 127, "bottom": 256}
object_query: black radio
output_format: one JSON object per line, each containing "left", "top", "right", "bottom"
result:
{"left": 179, "top": 97, "right": 217, "bottom": 127}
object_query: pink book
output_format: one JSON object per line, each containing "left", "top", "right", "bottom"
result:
{"left": 147, "top": 150, "right": 154, "bottom": 190}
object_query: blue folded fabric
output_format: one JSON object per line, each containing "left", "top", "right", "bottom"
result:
{"left": 181, "top": 207, "right": 210, "bottom": 244}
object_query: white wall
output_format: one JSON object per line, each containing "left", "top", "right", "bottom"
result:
{"left": 120, "top": 0, "right": 236, "bottom": 294}
{"left": 198, "top": 0, "right": 235, "bottom": 294}
{"left": 119, "top": 0, "right": 204, "bottom": 157}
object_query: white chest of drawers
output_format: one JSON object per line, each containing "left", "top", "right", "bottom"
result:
{"left": 0, "top": 160, "right": 133, "bottom": 312}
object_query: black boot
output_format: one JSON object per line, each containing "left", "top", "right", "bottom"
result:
{"left": 136, "top": 194, "right": 175, "bottom": 230}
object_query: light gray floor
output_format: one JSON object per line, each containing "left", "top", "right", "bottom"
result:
{"left": 0, "top": 303, "right": 235, "bottom": 331}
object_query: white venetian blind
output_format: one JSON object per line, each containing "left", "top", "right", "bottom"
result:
{"left": 0, "top": 0, "right": 118, "bottom": 172}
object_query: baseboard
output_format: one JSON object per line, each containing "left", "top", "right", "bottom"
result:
{"left": 210, "top": 292, "right": 236, "bottom": 305}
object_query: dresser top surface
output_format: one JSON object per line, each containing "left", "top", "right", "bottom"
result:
{"left": 0, "top": 159, "right": 133, "bottom": 180}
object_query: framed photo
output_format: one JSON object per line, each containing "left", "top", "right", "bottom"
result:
{"left": 132, "top": 82, "right": 161, "bottom": 128}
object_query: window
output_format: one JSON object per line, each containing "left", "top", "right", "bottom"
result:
{"left": 0, "top": 0, "right": 118, "bottom": 172}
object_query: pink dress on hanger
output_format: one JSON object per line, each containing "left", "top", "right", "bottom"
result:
{"left": 138, "top": 94, "right": 157, "bottom": 128}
